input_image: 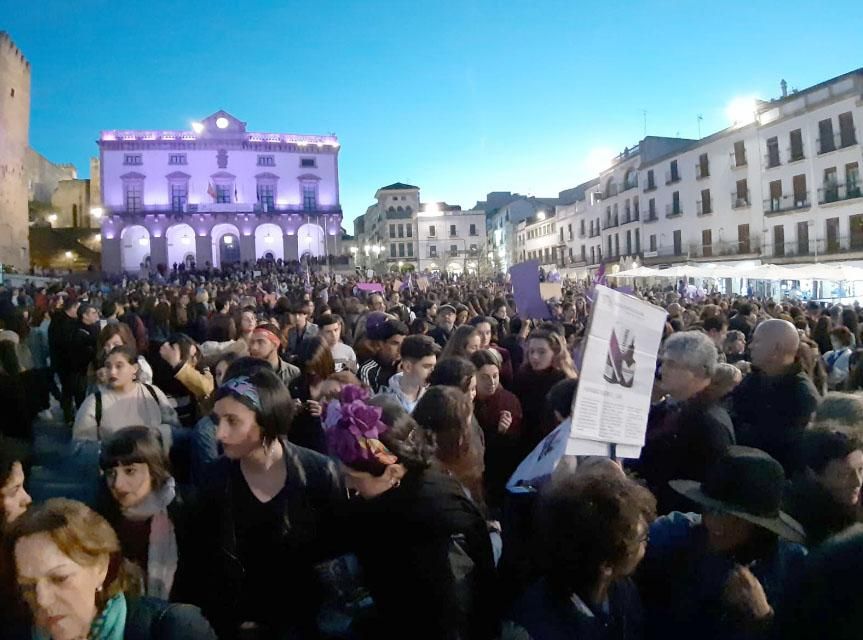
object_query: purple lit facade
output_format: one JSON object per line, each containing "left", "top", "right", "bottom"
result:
{"left": 98, "top": 110, "right": 342, "bottom": 273}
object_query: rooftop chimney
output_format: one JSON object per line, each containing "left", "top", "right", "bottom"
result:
{"left": 780, "top": 79, "right": 788, "bottom": 98}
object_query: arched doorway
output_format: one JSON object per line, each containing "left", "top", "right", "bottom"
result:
{"left": 255, "top": 223, "right": 284, "bottom": 262}
{"left": 121, "top": 225, "right": 151, "bottom": 272}
{"left": 165, "top": 223, "right": 196, "bottom": 270}
{"left": 297, "top": 222, "right": 325, "bottom": 258}
{"left": 211, "top": 223, "right": 241, "bottom": 268}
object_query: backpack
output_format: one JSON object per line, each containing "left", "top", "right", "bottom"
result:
{"left": 94, "top": 383, "right": 161, "bottom": 436}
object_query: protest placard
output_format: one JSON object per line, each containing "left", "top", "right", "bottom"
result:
{"left": 509, "top": 260, "right": 549, "bottom": 319}
{"left": 539, "top": 282, "right": 562, "bottom": 301}
{"left": 567, "top": 285, "right": 666, "bottom": 459}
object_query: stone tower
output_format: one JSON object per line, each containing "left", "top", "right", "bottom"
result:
{"left": 0, "top": 32, "right": 31, "bottom": 269}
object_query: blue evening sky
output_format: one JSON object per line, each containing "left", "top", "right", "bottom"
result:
{"left": 4, "top": 0, "right": 861, "bottom": 232}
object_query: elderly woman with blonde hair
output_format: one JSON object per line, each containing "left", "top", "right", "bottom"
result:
{"left": 4, "top": 498, "right": 215, "bottom": 640}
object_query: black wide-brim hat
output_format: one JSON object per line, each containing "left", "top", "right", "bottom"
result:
{"left": 670, "top": 446, "right": 806, "bottom": 544}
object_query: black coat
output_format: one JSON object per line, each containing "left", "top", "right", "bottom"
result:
{"left": 783, "top": 475, "right": 862, "bottom": 547}
{"left": 97, "top": 487, "right": 204, "bottom": 606}
{"left": 348, "top": 469, "right": 498, "bottom": 640}
{"left": 631, "top": 395, "right": 736, "bottom": 514}
{"left": 195, "top": 439, "right": 345, "bottom": 639}
{"left": 5, "top": 596, "right": 216, "bottom": 640}
{"left": 507, "top": 577, "right": 644, "bottom": 640}
{"left": 731, "top": 366, "right": 819, "bottom": 474}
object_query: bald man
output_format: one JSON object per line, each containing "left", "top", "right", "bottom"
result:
{"left": 731, "top": 319, "right": 819, "bottom": 473}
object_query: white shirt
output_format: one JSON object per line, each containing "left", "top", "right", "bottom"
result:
{"left": 331, "top": 342, "right": 358, "bottom": 372}
{"left": 73, "top": 383, "right": 179, "bottom": 449}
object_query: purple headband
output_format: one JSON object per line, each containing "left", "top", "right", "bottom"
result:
{"left": 219, "top": 376, "right": 262, "bottom": 410}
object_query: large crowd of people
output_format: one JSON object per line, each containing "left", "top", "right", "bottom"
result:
{"left": 2, "top": 261, "right": 863, "bottom": 639}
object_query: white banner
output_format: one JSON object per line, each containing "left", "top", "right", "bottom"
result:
{"left": 567, "top": 285, "right": 667, "bottom": 458}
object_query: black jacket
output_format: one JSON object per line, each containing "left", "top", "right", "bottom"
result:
{"left": 97, "top": 487, "right": 204, "bottom": 606}
{"left": 48, "top": 310, "right": 76, "bottom": 374}
{"left": 784, "top": 475, "right": 862, "bottom": 547}
{"left": 5, "top": 596, "right": 216, "bottom": 640}
{"left": 348, "top": 469, "right": 498, "bottom": 640}
{"left": 731, "top": 366, "right": 819, "bottom": 474}
{"left": 123, "top": 596, "right": 217, "bottom": 639}
{"left": 631, "top": 394, "right": 736, "bottom": 514}
{"left": 429, "top": 325, "right": 453, "bottom": 348}
{"left": 195, "top": 439, "right": 345, "bottom": 639}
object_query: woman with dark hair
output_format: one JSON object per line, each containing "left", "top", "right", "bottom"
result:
{"left": 288, "top": 335, "right": 336, "bottom": 453}
{"left": 470, "top": 349, "right": 523, "bottom": 508}
{"left": 784, "top": 428, "right": 863, "bottom": 546}
{"left": 93, "top": 323, "right": 153, "bottom": 386}
{"left": 0, "top": 438, "right": 31, "bottom": 530}
{"left": 840, "top": 307, "right": 859, "bottom": 346}
{"left": 73, "top": 346, "right": 179, "bottom": 448}
{"left": 428, "top": 356, "right": 478, "bottom": 399}
{"left": 4, "top": 498, "right": 216, "bottom": 639}
{"left": 413, "top": 385, "right": 486, "bottom": 506}
{"left": 198, "top": 366, "right": 345, "bottom": 639}
{"left": 506, "top": 473, "right": 656, "bottom": 639}
{"left": 513, "top": 329, "right": 577, "bottom": 452}
{"left": 97, "top": 427, "right": 200, "bottom": 602}
{"left": 440, "top": 324, "right": 481, "bottom": 360}
{"left": 326, "top": 386, "right": 498, "bottom": 640}
{"left": 811, "top": 314, "right": 833, "bottom": 355}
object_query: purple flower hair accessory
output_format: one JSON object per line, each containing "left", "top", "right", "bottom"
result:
{"left": 325, "top": 384, "right": 397, "bottom": 471}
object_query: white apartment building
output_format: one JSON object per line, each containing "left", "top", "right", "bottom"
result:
{"left": 482, "top": 195, "right": 558, "bottom": 273}
{"left": 515, "top": 210, "right": 562, "bottom": 270}
{"left": 545, "top": 68, "right": 863, "bottom": 278}
{"left": 354, "top": 183, "right": 486, "bottom": 274}
{"left": 417, "top": 204, "right": 486, "bottom": 274}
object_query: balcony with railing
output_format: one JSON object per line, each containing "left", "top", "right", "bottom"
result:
{"left": 602, "top": 217, "right": 619, "bottom": 230}
{"left": 695, "top": 163, "right": 710, "bottom": 179}
{"left": 665, "top": 170, "right": 681, "bottom": 185}
{"left": 731, "top": 190, "right": 751, "bottom": 209}
{"left": 665, "top": 203, "right": 683, "bottom": 218}
{"left": 818, "top": 182, "right": 863, "bottom": 205}
{"left": 643, "top": 179, "right": 657, "bottom": 193}
{"left": 696, "top": 200, "right": 712, "bottom": 216}
{"left": 729, "top": 151, "right": 747, "bottom": 169}
{"left": 763, "top": 192, "right": 811, "bottom": 215}
{"left": 818, "top": 129, "right": 858, "bottom": 155}
{"left": 643, "top": 211, "right": 659, "bottom": 223}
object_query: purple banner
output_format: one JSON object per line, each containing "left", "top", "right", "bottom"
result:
{"left": 355, "top": 282, "right": 385, "bottom": 293}
{"left": 509, "top": 260, "right": 550, "bottom": 319}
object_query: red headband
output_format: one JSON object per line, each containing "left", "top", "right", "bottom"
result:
{"left": 253, "top": 326, "right": 282, "bottom": 347}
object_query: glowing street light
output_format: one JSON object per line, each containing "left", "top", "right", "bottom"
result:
{"left": 64, "top": 251, "right": 73, "bottom": 259}
{"left": 48, "top": 213, "right": 58, "bottom": 223}
{"left": 90, "top": 207, "right": 103, "bottom": 219}
{"left": 536, "top": 210, "right": 546, "bottom": 221}
{"left": 191, "top": 122, "right": 204, "bottom": 134}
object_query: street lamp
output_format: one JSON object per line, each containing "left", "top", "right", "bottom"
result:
{"left": 90, "top": 207, "right": 103, "bottom": 220}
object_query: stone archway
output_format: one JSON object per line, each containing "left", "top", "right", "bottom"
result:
{"left": 255, "top": 223, "right": 284, "bottom": 262}
{"left": 165, "top": 223, "right": 196, "bottom": 270}
{"left": 297, "top": 222, "right": 325, "bottom": 258}
{"left": 211, "top": 223, "right": 241, "bottom": 268}
{"left": 121, "top": 225, "right": 151, "bottom": 272}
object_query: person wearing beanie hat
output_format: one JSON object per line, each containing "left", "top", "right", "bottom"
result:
{"left": 429, "top": 304, "right": 456, "bottom": 348}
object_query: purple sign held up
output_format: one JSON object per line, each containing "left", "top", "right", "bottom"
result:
{"left": 355, "top": 282, "right": 385, "bottom": 293}
{"left": 509, "top": 260, "right": 550, "bottom": 319}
